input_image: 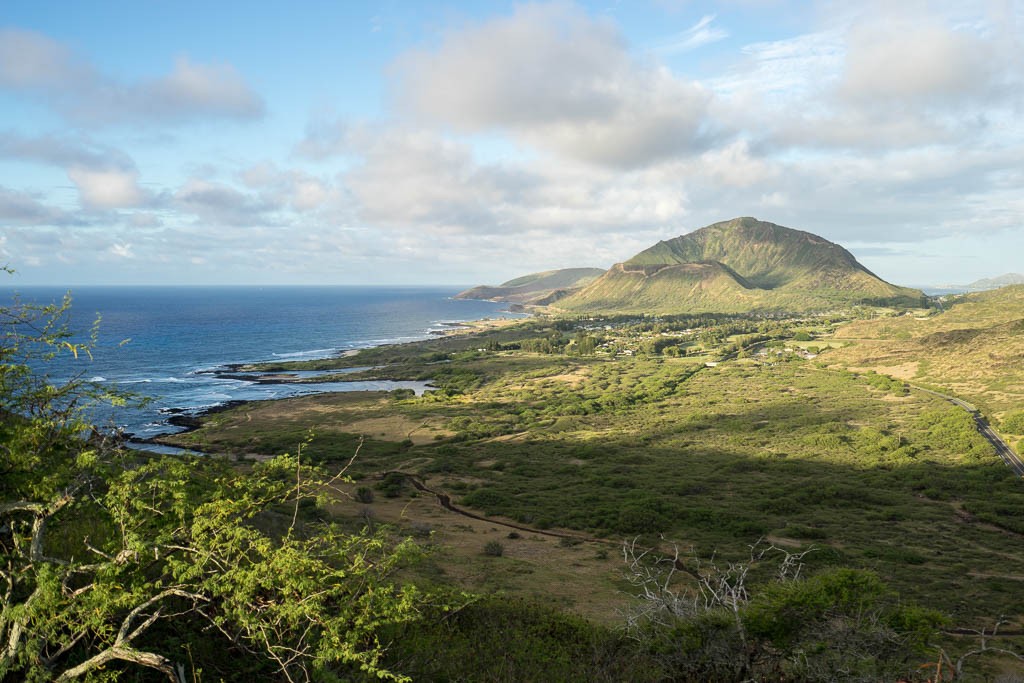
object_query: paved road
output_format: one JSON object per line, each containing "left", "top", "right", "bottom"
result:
{"left": 912, "top": 385, "right": 1024, "bottom": 477}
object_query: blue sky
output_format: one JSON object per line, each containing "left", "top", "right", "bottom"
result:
{"left": 1, "top": 1, "right": 1021, "bottom": 286}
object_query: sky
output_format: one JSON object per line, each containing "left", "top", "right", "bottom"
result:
{"left": 0, "top": 0, "right": 1021, "bottom": 287}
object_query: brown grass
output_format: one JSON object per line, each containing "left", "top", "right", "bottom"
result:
{"left": 330, "top": 482, "right": 631, "bottom": 623}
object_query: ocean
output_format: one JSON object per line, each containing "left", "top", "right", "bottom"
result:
{"left": 2, "top": 286, "right": 522, "bottom": 439}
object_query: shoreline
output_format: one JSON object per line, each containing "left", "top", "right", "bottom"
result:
{"left": 126, "top": 312, "right": 528, "bottom": 452}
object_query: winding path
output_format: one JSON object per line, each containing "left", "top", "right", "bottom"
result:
{"left": 382, "top": 471, "right": 702, "bottom": 576}
{"left": 382, "top": 471, "right": 611, "bottom": 544}
{"left": 911, "top": 385, "right": 1024, "bottom": 477}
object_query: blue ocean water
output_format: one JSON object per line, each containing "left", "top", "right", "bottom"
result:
{"left": 2, "top": 286, "right": 522, "bottom": 438}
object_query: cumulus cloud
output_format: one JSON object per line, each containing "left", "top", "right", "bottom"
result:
{"left": 67, "top": 166, "right": 148, "bottom": 210}
{"left": 0, "top": 28, "right": 264, "bottom": 126}
{"left": 839, "top": 18, "right": 996, "bottom": 106}
{"left": 239, "top": 162, "right": 334, "bottom": 212}
{"left": 333, "top": 124, "right": 689, "bottom": 254}
{"left": 393, "top": 3, "right": 715, "bottom": 168}
{"left": 0, "top": 27, "right": 84, "bottom": 89}
{"left": 694, "top": 140, "right": 778, "bottom": 188}
{"left": 287, "top": 1, "right": 1017, "bottom": 278}
{"left": 341, "top": 127, "right": 524, "bottom": 230}
{"left": 138, "top": 57, "right": 264, "bottom": 121}
{"left": 0, "top": 132, "right": 154, "bottom": 210}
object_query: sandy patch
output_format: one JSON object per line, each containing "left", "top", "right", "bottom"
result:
{"left": 544, "top": 367, "right": 591, "bottom": 386}
{"left": 481, "top": 432, "right": 530, "bottom": 444}
{"left": 346, "top": 416, "right": 452, "bottom": 444}
{"left": 765, "top": 535, "right": 804, "bottom": 548}
{"left": 870, "top": 362, "right": 920, "bottom": 380}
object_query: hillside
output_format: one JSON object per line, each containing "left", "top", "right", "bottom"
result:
{"left": 966, "top": 272, "right": 1024, "bottom": 291}
{"left": 555, "top": 217, "right": 924, "bottom": 314}
{"left": 455, "top": 267, "right": 605, "bottom": 304}
{"left": 830, "top": 284, "right": 1024, "bottom": 420}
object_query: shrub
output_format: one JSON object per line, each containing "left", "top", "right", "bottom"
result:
{"left": 1001, "top": 411, "right": 1024, "bottom": 434}
{"left": 376, "top": 472, "right": 406, "bottom": 498}
{"left": 354, "top": 486, "right": 374, "bottom": 504}
{"left": 483, "top": 540, "right": 505, "bottom": 557}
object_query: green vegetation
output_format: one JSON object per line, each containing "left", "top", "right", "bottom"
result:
{"left": 164, "top": 303, "right": 1024, "bottom": 679}
{"left": 555, "top": 218, "right": 926, "bottom": 314}
{"left": 482, "top": 539, "right": 505, "bottom": 557}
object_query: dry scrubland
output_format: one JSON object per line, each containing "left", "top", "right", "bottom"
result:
{"left": 831, "top": 286, "right": 1024, "bottom": 426}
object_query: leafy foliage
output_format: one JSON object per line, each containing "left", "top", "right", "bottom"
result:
{"left": 0, "top": 287, "right": 425, "bottom": 681}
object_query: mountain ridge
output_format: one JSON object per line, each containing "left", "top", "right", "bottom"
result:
{"left": 965, "top": 273, "right": 1024, "bottom": 291}
{"left": 454, "top": 268, "right": 605, "bottom": 305}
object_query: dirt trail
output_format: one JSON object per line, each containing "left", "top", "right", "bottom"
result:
{"left": 382, "top": 471, "right": 610, "bottom": 543}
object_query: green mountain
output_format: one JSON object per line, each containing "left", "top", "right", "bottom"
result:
{"left": 455, "top": 268, "right": 605, "bottom": 305}
{"left": 555, "top": 218, "right": 924, "bottom": 314}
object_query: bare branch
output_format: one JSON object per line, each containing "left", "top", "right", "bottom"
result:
{"left": 115, "top": 588, "right": 207, "bottom": 645}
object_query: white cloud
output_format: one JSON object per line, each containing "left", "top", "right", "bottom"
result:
{"left": 68, "top": 166, "right": 148, "bottom": 209}
{"left": 839, "top": 17, "right": 996, "bottom": 105}
{"left": 0, "top": 27, "right": 84, "bottom": 89}
{"left": 128, "top": 212, "right": 163, "bottom": 228}
{"left": 239, "top": 162, "right": 333, "bottom": 212}
{"left": 694, "top": 140, "right": 778, "bottom": 188}
{"left": 712, "top": 29, "right": 844, "bottom": 102}
{"left": 291, "top": 178, "right": 329, "bottom": 211}
{"left": 393, "top": 3, "right": 715, "bottom": 168}
{"left": 0, "top": 29, "right": 264, "bottom": 127}
{"left": 108, "top": 242, "right": 134, "bottom": 259}
{"left": 335, "top": 124, "right": 690, "bottom": 259}
{"left": 343, "top": 127, "right": 519, "bottom": 230}
{"left": 712, "top": 4, "right": 1020, "bottom": 153}
{"left": 143, "top": 57, "right": 264, "bottom": 121}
